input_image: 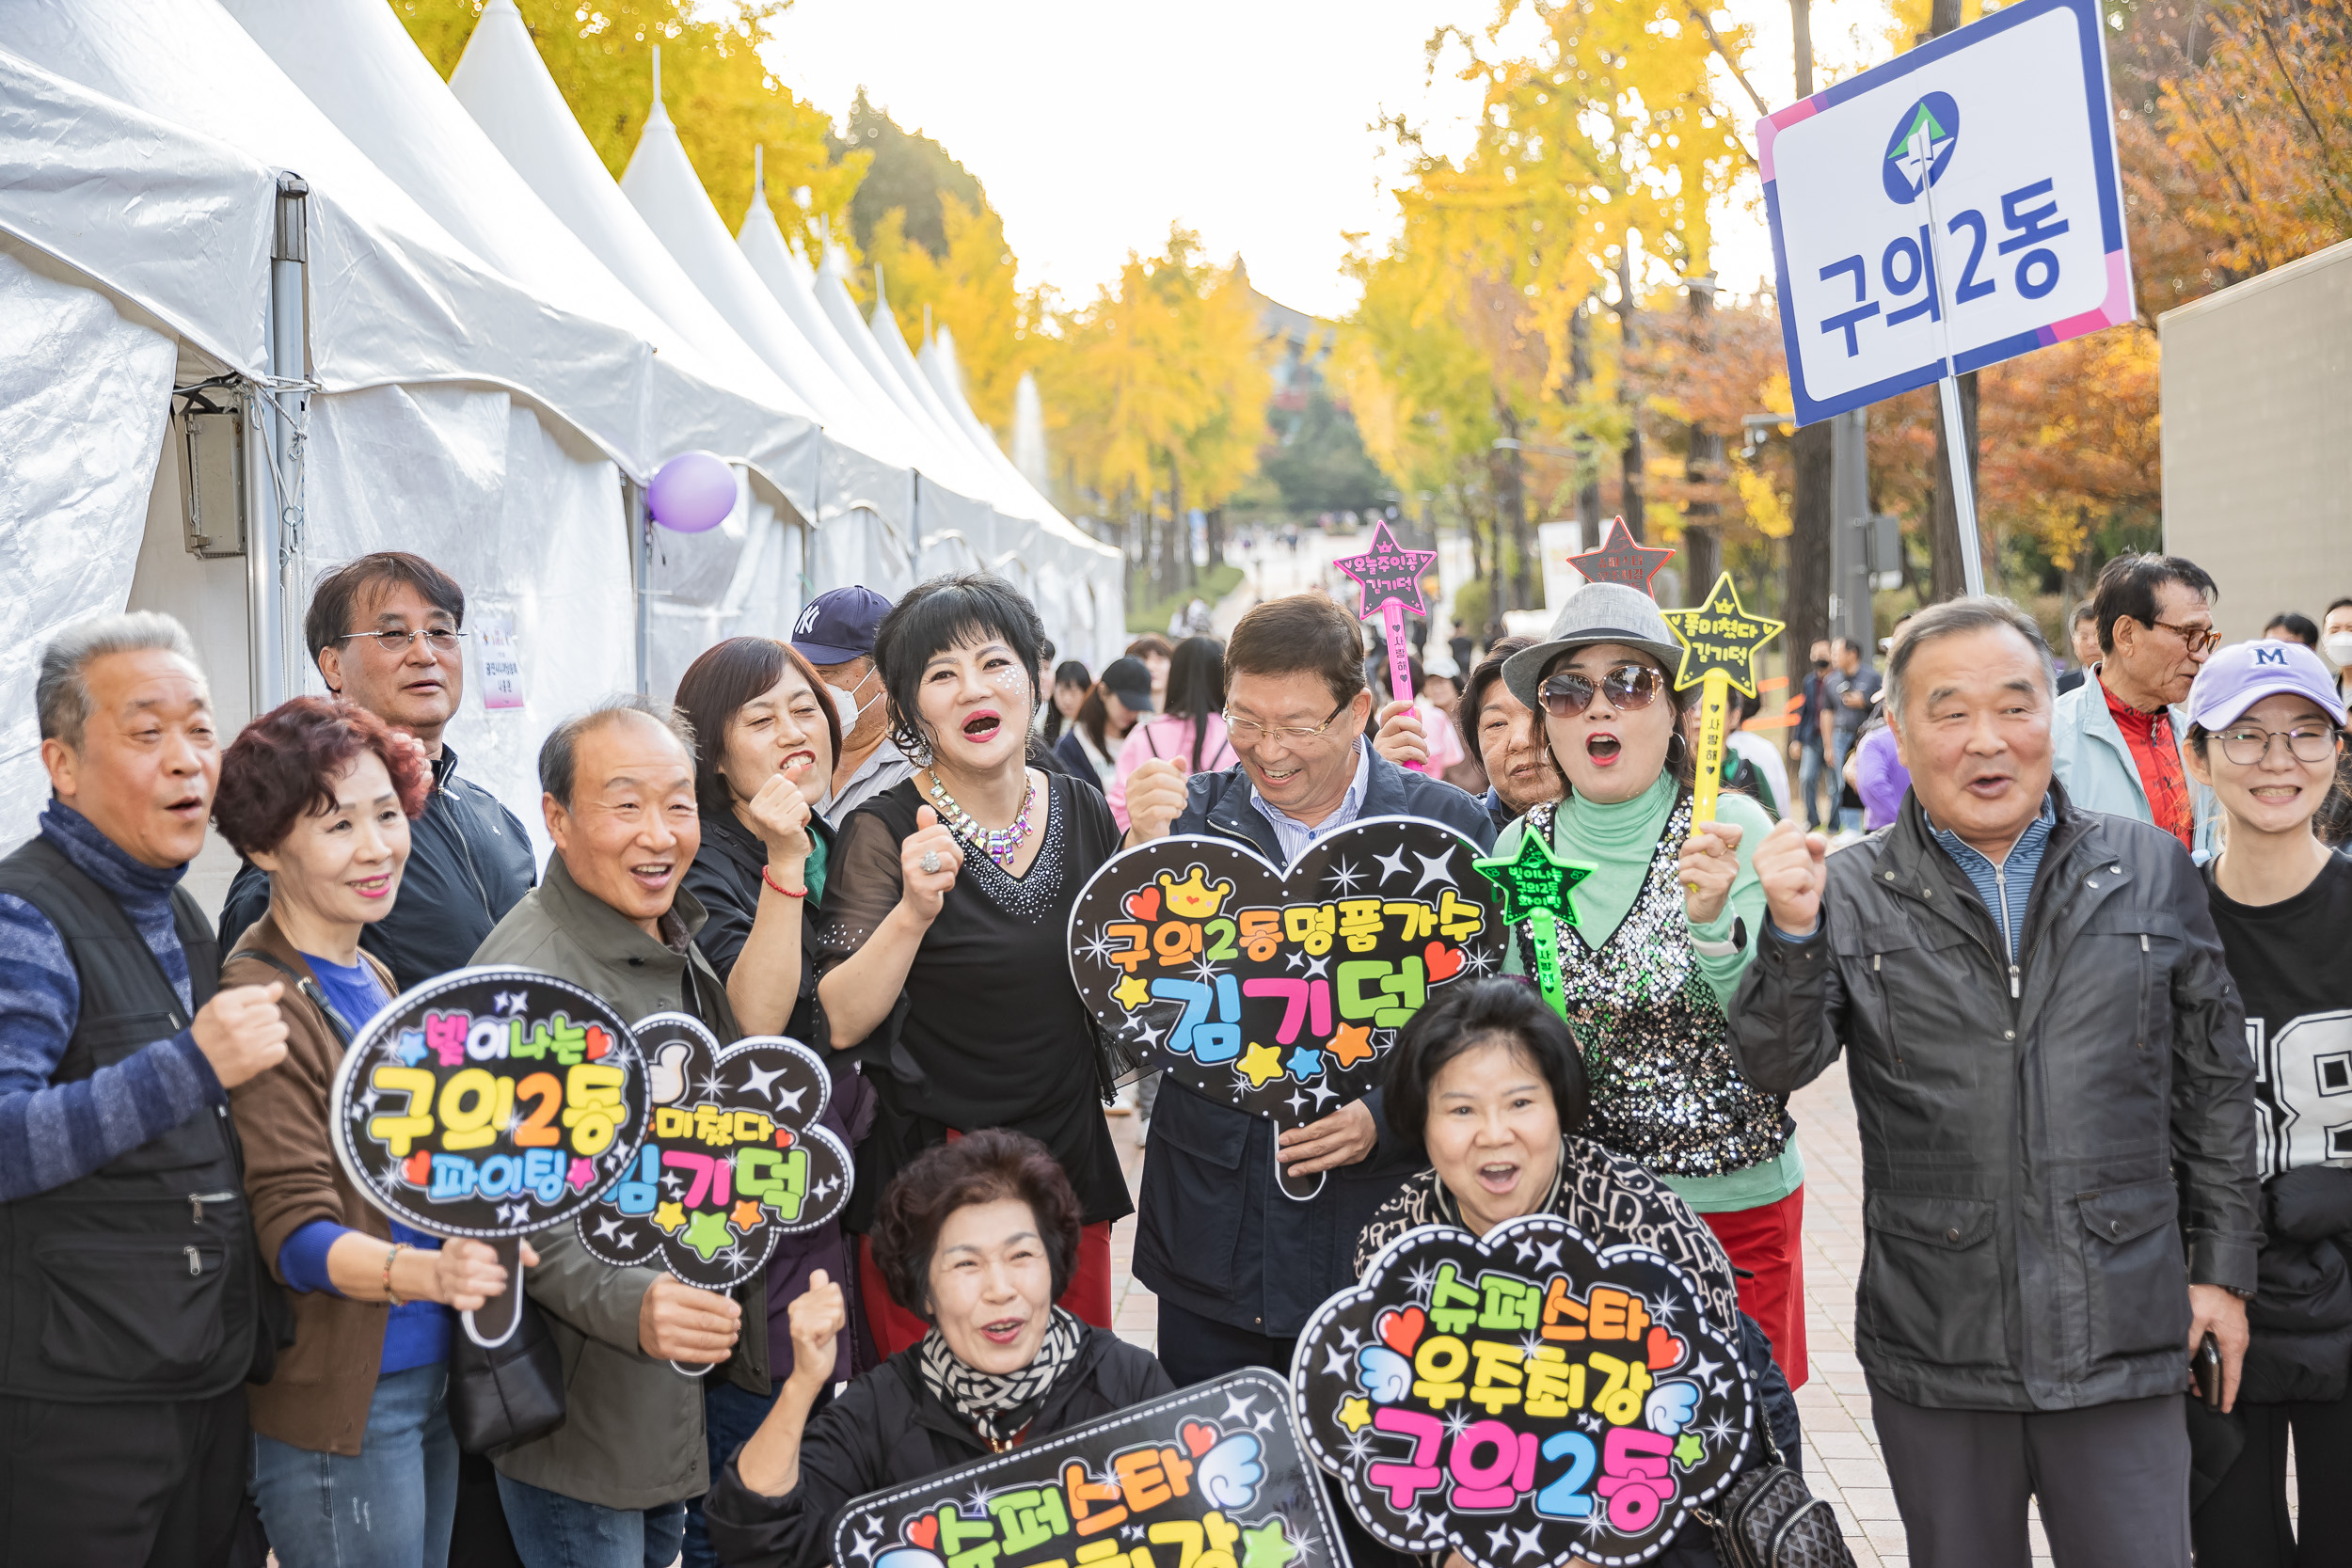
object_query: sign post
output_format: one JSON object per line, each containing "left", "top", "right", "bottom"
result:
{"left": 1759, "top": 0, "right": 2135, "bottom": 595}
{"left": 1333, "top": 521, "right": 1439, "bottom": 705}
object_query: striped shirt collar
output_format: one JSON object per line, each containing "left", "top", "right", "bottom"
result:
{"left": 1926, "top": 794, "right": 2058, "bottom": 960}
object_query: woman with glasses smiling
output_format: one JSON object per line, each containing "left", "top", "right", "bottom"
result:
{"left": 1486, "top": 580, "right": 1808, "bottom": 1393}
{"left": 2180, "top": 640, "right": 2352, "bottom": 1566}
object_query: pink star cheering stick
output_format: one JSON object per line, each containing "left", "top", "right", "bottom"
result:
{"left": 1332, "top": 521, "right": 1440, "bottom": 705}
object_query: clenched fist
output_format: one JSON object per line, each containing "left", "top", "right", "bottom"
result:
{"left": 194, "top": 982, "right": 287, "bottom": 1089}
{"left": 787, "top": 1268, "right": 847, "bottom": 1393}
{"left": 898, "top": 804, "right": 963, "bottom": 925}
{"left": 639, "top": 1273, "right": 741, "bottom": 1364}
{"left": 1124, "top": 758, "right": 1189, "bottom": 843}
{"left": 1752, "top": 816, "right": 1829, "bottom": 937}
{"left": 1677, "top": 819, "right": 1744, "bottom": 927}
{"left": 744, "top": 772, "right": 815, "bottom": 867}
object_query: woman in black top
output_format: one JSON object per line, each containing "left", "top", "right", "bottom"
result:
{"left": 817, "top": 575, "right": 1188, "bottom": 1355}
{"left": 2181, "top": 641, "right": 2352, "bottom": 1567}
{"left": 675, "top": 635, "right": 876, "bottom": 1568}
{"left": 704, "top": 1132, "right": 1172, "bottom": 1568}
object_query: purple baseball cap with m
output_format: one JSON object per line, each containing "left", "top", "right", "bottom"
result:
{"left": 2185, "top": 639, "right": 2347, "bottom": 732}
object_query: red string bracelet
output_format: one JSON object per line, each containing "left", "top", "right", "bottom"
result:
{"left": 761, "top": 865, "right": 808, "bottom": 898}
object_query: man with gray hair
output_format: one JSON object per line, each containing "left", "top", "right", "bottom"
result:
{"left": 0, "top": 610, "right": 291, "bottom": 1563}
{"left": 469, "top": 695, "right": 760, "bottom": 1568}
{"left": 1730, "top": 596, "right": 2259, "bottom": 1568}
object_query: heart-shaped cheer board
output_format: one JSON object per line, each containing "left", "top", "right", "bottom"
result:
{"left": 1067, "top": 816, "right": 1502, "bottom": 1131}
{"left": 574, "top": 1014, "right": 852, "bottom": 1292}
{"left": 1290, "top": 1213, "right": 1754, "bottom": 1568}
{"left": 832, "top": 1370, "right": 1347, "bottom": 1568}
{"left": 330, "top": 966, "right": 648, "bottom": 1240}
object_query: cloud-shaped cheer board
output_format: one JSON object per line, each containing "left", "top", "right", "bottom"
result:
{"left": 574, "top": 1014, "right": 852, "bottom": 1292}
{"left": 1289, "top": 1213, "right": 1753, "bottom": 1568}
{"left": 1066, "top": 817, "right": 1502, "bottom": 1134}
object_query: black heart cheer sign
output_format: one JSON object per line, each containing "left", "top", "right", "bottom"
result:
{"left": 1066, "top": 816, "right": 1502, "bottom": 1132}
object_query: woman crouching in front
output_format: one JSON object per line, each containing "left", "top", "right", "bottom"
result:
{"left": 1357, "top": 977, "right": 1800, "bottom": 1567}
{"left": 704, "top": 1130, "right": 1172, "bottom": 1567}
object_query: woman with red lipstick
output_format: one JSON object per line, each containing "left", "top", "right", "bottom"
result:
{"left": 1488, "top": 581, "right": 1809, "bottom": 1392}
{"left": 215, "top": 697, "right": 539, "bottom": 1567}
{"left": 817, "top": 575, "right": 1189, "bottom": 1357}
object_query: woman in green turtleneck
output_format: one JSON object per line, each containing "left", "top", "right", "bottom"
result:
{"left": 1489, "top": 580, "right": 1808, "bottom": 1393}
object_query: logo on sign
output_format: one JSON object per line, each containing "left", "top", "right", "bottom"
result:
{"left": 1882, "top": 92, "right": 1960, "bottom": 204}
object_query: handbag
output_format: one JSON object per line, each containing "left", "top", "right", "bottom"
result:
{"left": 445, "top": 1295, "right": 569, "bottom": 1454}
{"left": 1697, "top": 1428, "right": 1856, "bottom": 1568}
{"left": 242, "top": 950, "right": 570, "bottom": 1453}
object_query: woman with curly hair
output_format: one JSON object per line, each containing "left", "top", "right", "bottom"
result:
{"left": 703, "top": 1131, "right": 1171, "bottom": 1568}
{"left": 215, "top": 696, "right": 537, "bottom": 1568}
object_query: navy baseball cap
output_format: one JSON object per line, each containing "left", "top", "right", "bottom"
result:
{"left": 791, "top": 585, "right": 893, "bottom": 664}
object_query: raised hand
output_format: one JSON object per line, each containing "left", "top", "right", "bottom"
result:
{"left": 194, "top": 981, "right": 288, "bottom": 1089}
{"left": 639, "top": 1273, "right": 741, "bottom": 1364}
{"left": 1677, "top": 820, "right": 1744, "bottom": 927}
{"left": 898, "top": 804, "right": 963, "bottom": 924}
{"left": 425, "top": 1237, "right": 539, "bottom": 1311}
{"left": 1124, "top": 757, "right": 1189, "bottom": 843}
{"left": 1371, "top": 699, "right": 1429, "bottom": 768}
{"left": 787, "top": 1268, "right": 847, "bottom": 1391}
{"left": 1752, "top": 816, "right": 1829, "bottom": 936}
{"left": 745, "top": 772, "right": 815, "bottom": 868}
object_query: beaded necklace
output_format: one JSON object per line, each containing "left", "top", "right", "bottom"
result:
{"left": 923, "top": 768, "right": 1038, "bottom": 870}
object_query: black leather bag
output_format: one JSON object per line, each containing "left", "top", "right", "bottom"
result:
{"left": 1698, "top": 1427, "right": 1856, "bottom": 1568}
{"left": 445, "top": 1297, "right": 568, "bottom": 1455}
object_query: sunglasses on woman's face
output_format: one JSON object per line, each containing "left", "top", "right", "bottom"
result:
{"left": 1538, "top": 662, "right": 1664, "bottom": 718}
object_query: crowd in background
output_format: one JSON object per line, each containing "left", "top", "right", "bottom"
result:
{"left": 2, "top": 543, "right": 2344, "bottom": 1568}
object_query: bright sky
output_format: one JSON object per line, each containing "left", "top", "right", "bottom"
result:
{"left": 756, "top": 0, "right": 1898, "bottom": 322}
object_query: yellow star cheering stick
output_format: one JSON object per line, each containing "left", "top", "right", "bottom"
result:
{"left": 1659, "top": 574, "right": 1785, "bottom": 829}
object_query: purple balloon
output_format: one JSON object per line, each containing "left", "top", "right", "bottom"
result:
{"left": 647, "top": 450, "right": 737, "bottom": 533}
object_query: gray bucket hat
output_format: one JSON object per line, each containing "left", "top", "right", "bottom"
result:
{"left": 1501, "top": 581, "right": 1687, "bottom": 711}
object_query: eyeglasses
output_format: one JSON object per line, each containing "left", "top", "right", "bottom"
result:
{"left": 2213, "top": 724, "right": 2341, "bottom": 767}
{"left": 2150, "top": 619, "right": 2222, "bottom": 656}
{"left": 337, "top": 628, "right": 465, "bottom": 655}
{"left": 1224, "top": 696, "right": 1350, "bottom": 748}
{"left": 1538, "top": 662, "right": 1663, "bottom": 719}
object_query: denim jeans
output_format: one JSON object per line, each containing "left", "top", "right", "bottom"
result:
{"left": 1795, "top": 735, "right": 1828, "bottom": 830}
{"left": 1830, "top": 732, "right": 1864, "bottom": 832}
{"left": 496, "top": 1470, "right": 686, "bottom": 1568}
{"left": 252, "top": 1361, "right": 460, "bottom": 1568}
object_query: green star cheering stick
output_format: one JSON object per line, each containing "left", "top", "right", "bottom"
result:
{"left": 1473, "top": 828, "right": 1597, "bottom": 1020}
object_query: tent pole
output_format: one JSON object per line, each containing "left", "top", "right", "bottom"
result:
{"left": 630, "top": 480, "right": 651, "bottom": 696}
{"left": 250, "top": 173, "right": 308, "bottom": 714}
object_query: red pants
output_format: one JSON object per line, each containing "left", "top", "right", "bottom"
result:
{"left": 1700, "top": 1183, "right": 1807, "bottom": 1389}
{"left": 858, "top": 1221, "right": 1113, "bottom": 1359}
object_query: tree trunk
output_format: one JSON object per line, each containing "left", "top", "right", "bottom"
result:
{"left": 1460, "top": 479, "right": 1486, "bottom": 586}
{"left": 1615, "top": 252, "right": 1645, "bottom": 542}
{"left": 1926, "top": 373, "right": 1980, "bottom": 601}
{"left": 1493, "top": 400, "right": 1535, "bottom": 610}
{"left": 1921, "top": 0, "right": 1981, "bottom": 601}
{"left": 1486, "top": 498, "right": 1508, "bottom": 644}
{"left": 1168, "top": 454, "right": 1192, "bottom": 592}
{"left": 1570, "top": 297, "right": 1602, "bottom": 528}
{"left": 1683, "top": 280, "right": 1723, "bottom": 604}
{"left": 1783, "top": 0, "right": 1833, "bottom": 670}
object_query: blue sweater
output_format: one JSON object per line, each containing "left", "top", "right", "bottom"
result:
{"left": 0, "top": 802, "right": 224, "bottom": 1202}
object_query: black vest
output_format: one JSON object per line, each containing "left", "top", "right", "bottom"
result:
{"left": 0, "top": 834, "right": 257, "bottom": 1402}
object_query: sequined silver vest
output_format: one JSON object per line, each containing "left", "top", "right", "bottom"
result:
{"left": 1513, "top": 794, "right": 1791, "bottom": 1179}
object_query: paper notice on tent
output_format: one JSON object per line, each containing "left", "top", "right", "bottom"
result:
{"left": 1759, "top": 0, "right": 2134, "bottom": 426}
{"left": 477, "top": 613, "right": 524, "bottom": 710}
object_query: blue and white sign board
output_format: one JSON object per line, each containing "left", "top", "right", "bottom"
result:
{"left": 1760, "top": 0, "right": 2134, "bottom": 426}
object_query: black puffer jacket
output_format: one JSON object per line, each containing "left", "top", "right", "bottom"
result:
{"left": 703, "top": 1323, "right": 1173, "bottom": 1568}
{"left": 1729, "top": 784, "right": 2259, "bottom": 1411}
{"left": 2241, "top": 1164, "right": 2352, "bottom": 1405}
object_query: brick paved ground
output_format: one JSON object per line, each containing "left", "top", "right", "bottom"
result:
{"left": 1100, "top": 1069, "right": 2061, "bottom": 1568}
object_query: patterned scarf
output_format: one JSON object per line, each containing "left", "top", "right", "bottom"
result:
{"left": 916, "top": 1306, "right": 1083, "bottom": 1448}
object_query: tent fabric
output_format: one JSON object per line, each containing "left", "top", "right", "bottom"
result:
{"left": 300, "top": 383, "right": 632, "bottom": 863}
{"left": 0, "top": 234, "right": 184, "bottom": 837}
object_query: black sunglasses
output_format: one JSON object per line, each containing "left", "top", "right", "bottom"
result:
{"left": 1539, "top": 662, "right": 1664, "bottom": 719}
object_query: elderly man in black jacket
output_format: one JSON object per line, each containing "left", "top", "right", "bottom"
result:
{"left": 1123, "top": 593, "right": 1494, "bottom": 1388}
{"left": 1733, "top": 596, "right": 2258, "bottom": 1568}
{"left": 219, "top": 552, "right": 535, "bottom": 989}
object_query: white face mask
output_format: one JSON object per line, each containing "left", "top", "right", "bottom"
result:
{"left": 829, "top": 667, "right": 878, "bottom": 733}
{"left": 2324, "top": 634, "right": 2352, "bottom": 669}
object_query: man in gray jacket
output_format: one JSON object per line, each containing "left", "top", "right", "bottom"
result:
{"left": 472, "top": 696, "right": 758, "bottom": 1567}
{"left": 1733, "top": 597, "right": 2258, "bottom": 1568}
